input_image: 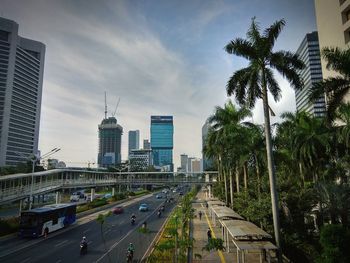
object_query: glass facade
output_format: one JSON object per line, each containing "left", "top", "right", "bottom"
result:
{"left": 295, "top": 31, "right": 326, "bottom": 117}
{"left": 150, "top": 116, "right": 173, "bottom": 170}
{"left": 98, "top": 117, "right": 123, "bottom": 167}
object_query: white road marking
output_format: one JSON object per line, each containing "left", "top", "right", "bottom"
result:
{"left": 55, "top": 260, "right": 62, "bottom": 263}
{"left": 20, "top": 258, "right": 31, "bottom": 263}
{"left": 88, "top": 241, "right": 93, "bottom": 245}
{"left": 54, "top": 240, "right": 68, "bottom": 247}
{"left": 83, "top": 228, "right": 90, "bottom": 233}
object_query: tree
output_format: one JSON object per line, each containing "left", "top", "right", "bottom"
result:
{"left": 224, "top": 17, "right": 304, "bottom": 254}
{"left": 309, "top": 47, "right": 350, "bottom": 122}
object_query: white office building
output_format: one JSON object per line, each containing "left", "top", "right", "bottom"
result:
{"left": 0, "top": 17, "right": 45, "bottom": 166}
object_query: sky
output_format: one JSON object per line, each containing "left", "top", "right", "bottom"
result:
{"left": 1, "top": 0, "right": 317, "bottom": 168}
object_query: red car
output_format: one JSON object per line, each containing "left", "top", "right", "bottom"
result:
{"left": 112, "top": 206, "right": 124, "bottom": 214}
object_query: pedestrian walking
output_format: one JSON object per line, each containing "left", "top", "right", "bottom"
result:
{"left": 207, "top": 228, "right": 212, "bottom": 242}
{"left": 198, "top": 211, "right": 202, "bottom": 220}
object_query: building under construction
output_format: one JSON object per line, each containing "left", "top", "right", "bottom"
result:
{"left": 97, "top": 94, "right": 123, "bottom": 168}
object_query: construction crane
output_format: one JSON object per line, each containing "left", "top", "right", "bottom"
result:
{"left": 111, "top": 97, "right": 121, "bottom": 117}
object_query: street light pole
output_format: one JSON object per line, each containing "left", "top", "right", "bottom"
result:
{"left": 16, "top": 148, "right": 61, "bottom": 210}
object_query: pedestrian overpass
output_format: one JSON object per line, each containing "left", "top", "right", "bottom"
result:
{"left": 0, "top": 169, "right": 218, "bottom": 205}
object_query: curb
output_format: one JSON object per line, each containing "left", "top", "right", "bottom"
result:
{"left": 140, "top": 204, "right": 176, "bottom": 262}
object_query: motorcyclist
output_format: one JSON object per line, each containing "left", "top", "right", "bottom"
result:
{"left": 157, "top": 209, "right": 161, "bottom": 217}
{"left": 127, "top": 242, "right": 135, "bottom": 257}
{"left": 131, "top": 213, "right": 136, "bottom": 220}
{"left": 80, "top": 236, "right": 88, "bottom": 254}
{"left": 161, "top": 205, "right": 165, "bottom": 212}
{"left": 81, "top": 236, "right": 88, "bottom": 246}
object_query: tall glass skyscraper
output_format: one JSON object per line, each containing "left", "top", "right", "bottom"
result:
{"left": 128, "top": 130, "right": 139, "bottom": 157}
{"left": 150, "top": 116, "right": 173, "bottom": 171}
{"left": 0, "top": 17, "right": 46, "bottom": 166}
{"left": 295, "top": 32, "right": 325, "bottom": 117}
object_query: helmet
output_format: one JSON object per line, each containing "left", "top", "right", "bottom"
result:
{"left": 129, "top": 243, "right": 133, "bottom": 246}
{"left": 83, "top": 236, "right": 86, "bottom": 240}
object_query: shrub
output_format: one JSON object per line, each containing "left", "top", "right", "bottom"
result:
{"left": 318, "top": 224, "right": 350, "bottom": 263}
{"left": 112, "top": 193, "right": 126, "bottom": 201}
{"left": 0, "top": 217, "right": 19, "bottom": 236}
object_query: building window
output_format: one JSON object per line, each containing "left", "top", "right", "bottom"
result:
{"left": 0, "top": 30, "right": 9, "bottom": 42}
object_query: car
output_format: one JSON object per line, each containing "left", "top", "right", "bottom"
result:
{"left": 139, "top": 203, "right": 149, "bottom": 212}
{"left": 156, "top": 194, "right": 163, "bottom": 199}
{"left": 112, "top": 206, "right": 124, "bottom": 214}
{"left": 104, "top": 193, "right": 112, "bottom": 199}
{"left": 172, "top": 189, "right": 177, "bottom": 193}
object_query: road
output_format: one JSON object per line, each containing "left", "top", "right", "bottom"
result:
{"left": 0, "top": 192, "right": 178, "bottom": 263}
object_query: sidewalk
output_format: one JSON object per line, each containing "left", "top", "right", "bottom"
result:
{"left": 192, "top": 191, "right": 236, "bottom": 263}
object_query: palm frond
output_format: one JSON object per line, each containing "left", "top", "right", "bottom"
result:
{"left": 264, "top": 19, "right": 286, "bottom": 50}
{"left": 247, "top": 17, "right": 261, "bottom": 44}
{"left": 265, "top": 68, "right": 281, "bottom": 101}
{"left": 224, "top": 38, "right": 256, "bottom": 61}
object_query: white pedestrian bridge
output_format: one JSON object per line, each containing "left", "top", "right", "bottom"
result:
{"left": 0, "top": 169, "right": 218, "bottom": 205}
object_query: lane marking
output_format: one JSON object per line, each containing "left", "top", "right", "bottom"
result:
{"left": 54, "top": 240, "right": 68, "bottom": 247}
{"left": 95, "top": 202, "right": 166, "bottom": 263}
{"left": 20, "top": 258, "right": 31, "bottom": 263}
{"left": 55, "top": 260, "right": 62, "bottom": 263}
{"left": 0, "top": 194, "right": 153, "bottom": 259}
{"left": 201, "top": 203, "right": 226, "bottom": 263}
{"left": 83, "top": 228, "right": 90, "bottom": 233}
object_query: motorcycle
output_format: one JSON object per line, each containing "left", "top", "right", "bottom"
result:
{"left": 80, "top": 242, "right": 87, "bottom": 255}
{"left": 126, "top": 250, "right": 133, "bottom": 262}
{"left": 131, "top": 218, "right": 135, "bottom": 225}
{"left": 157, "top": 211, "right": 161, "bottom": 218}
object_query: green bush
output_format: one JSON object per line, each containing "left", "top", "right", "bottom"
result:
{"left": 112, "top": 192, "right": 126, "bottom": 201}
{"left": 127, "top": 191, "right": 136, "bottom": 196}
{"left": 318, "top": 224, "right": 350, "bottom": 263}
{"left": 87, "top": 198, "right": 107, "bottom": 209}
{"left": 0, "top": 217, "right": 19, "bottom": 237}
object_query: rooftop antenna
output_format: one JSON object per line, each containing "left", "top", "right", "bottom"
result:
{"left": 104, "top": 91, "right": 107, "bottom": 119}
{"left": 112, "top": 97, "right": 121, "bottom": 117}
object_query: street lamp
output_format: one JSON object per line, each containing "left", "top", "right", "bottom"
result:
{"left": 15, "top": 148, "right": 61, "bottom": 209}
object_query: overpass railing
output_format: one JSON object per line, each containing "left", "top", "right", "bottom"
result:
{"left": 0, "top": 169, "right": 218, "bottom": 204}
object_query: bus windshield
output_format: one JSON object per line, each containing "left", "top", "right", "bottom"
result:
{"left": 20, "top": 213, "right": 39, "bottom": 228}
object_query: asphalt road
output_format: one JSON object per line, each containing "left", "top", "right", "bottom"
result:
{"left": 0, "top": 193, "right": 178, "bottom": 263}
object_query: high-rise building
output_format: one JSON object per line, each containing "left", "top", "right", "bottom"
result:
{"left": 128, "top": 130, "right": 139, "bottom": 157}
{"left": 129, "top": 149, "right": 153, "bottom": 171}
{"left": 187, "top": 157, "right": 194, "bottom": 173}
{"left": 180, "top": 154, "right": 188, "bottom": 172}
{"left": 98, "top": 117, "right": 123, "bottom": 168}
{"left": 143, "top": 139, "right": 150, "bottom": 150}
{"left": 295, "top": 32, "right": 325, "bottom": 117}
{"left": 150, "top": 116, "right": 173, "bottom": 171}
{"left": 0, "top": 17, "right": 46, "bottom": 166}
{"left": 202, "top": 119, "right": 213, "bottom": 170}
{"left": 191, "top": 158, "right": 201, "bottom": 173}
{"left": 314, "top": 0, "right": 350, "bottom": 101}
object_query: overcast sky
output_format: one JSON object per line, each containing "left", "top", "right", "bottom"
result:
{"left": 1, "top": 0, "right": 317, "bottom": 168}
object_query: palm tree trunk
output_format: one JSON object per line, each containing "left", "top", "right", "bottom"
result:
{"left": 243, "top": 162, "right": 248, "bottom": 191}
{"left": 255, "top": 154, "right": 261, "bottom": 200}
{"left": 235, "top": 164, "right": 240, "bottom": 193}
{"left": 223, "top": 167, "right": 228, "bottom": 205}
{"left": 262, "top": 70, "right": 282, "bottom": 256}
{"left": 229, "top": 169, "right": 234, "bottom": 208}
{"left": 299, "top": 162, "right": 305, "bottom": 186}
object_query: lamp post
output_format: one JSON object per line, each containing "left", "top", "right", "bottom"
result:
{"left": 15, "top": 148, "right": 61, "bottom": 209}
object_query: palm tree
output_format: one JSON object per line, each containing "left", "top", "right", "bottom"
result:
{"left": 309, "top": 47, "right": 350, "bottom": 121}
{"left": 207, "top": 100, "right": 251, "bottom": 206}
{"left": 224, "top": 18, "right": 304, "bottom": 252}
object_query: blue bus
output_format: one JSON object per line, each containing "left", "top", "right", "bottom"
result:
{"left": 19, "top": 203, "right": 76, "bottom": 237}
